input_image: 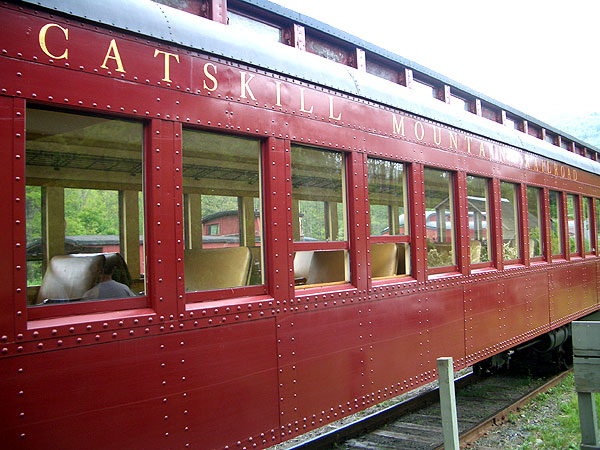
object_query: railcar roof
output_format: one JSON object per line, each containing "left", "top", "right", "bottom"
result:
{"left": 19, "top": 0, "right": 600, "bottom": 175}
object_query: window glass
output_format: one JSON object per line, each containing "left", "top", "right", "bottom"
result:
{"left": 368, "top": 159, "right": 407, "bottom": 236}
{"left": 549, "top": 190, "right": 563, "bottom": 256}
{"left": 413, "top": 79, "right": 436, "bottom": 99}
{"left": 292, "top": 146, "right": 346, "bottom": 242}
{"left": 424, "top": 168, "right": 455, "bottom": 268}
{"left": 449, "top": 95, "right": 469, "bottom": 112}
{"left": 25, "top": 107, "right": 144, "bottom": 305}
{"left": 291, "top": 145, "right": 348, "bottom": 285}
{"left": 500, "top": 182, "right": 520, "bottom": 261}
{"left": 228, "top": 11, "right": 282, "bottom": 43}
{"left": 182, "top": 130, "right": 263, "bottom": 291}
{"left": 466, "top": 176, "right": 491, "bottom": 264}
{"left": 583, "top": 197, "right": 592, "bottom": 253}
{"left": 527, "top": 187, "right": 543, "bottom": 258}
{"left": 368, "top": 158, "right": 410, "bottom": 277}
{"left": 566, "top": 194, "right": 580, "bottom": 255}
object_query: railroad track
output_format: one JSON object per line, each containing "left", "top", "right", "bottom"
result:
{"left": 285, "top": 369, "right": 571, "bottom": 450}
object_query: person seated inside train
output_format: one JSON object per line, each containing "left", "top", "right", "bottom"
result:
{"left": 82, "top": 259, "right": 135, "bottom": 300}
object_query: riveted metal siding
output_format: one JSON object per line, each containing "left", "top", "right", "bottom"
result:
{"left": 1, "top": 320, "right": 279, "bottom": 449}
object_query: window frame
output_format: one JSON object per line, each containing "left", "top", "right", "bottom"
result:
{"left": 179, "top": 126, "right": 268, "bottom": 303}
{"left": 366, "top": 157, "right": 411, "bottom": 280}
{"left": 20, "top": 104, "right": 151, "bottom": 322}
{"left": 526, "top": 185, "right": 546, "bottom": 263}
{"left": 424, "top": 167, "right": 458, "bottom": 275}
{"left": 290, "top": 144, "right": 351, "bottom": 290}
{"left": 466, "top": 174, "right": 493, "bottom": 270}
{"left": 582, "top": 196, "right": 594, "bottom": 255}
{"left": 566, "top": 193, "right": 582, "bottom": 258}
{"left": 499, "top": 181, "right": 522, "bottom": 264}
{"left": 548, "top": 189, "right": 565, "bottom": 261}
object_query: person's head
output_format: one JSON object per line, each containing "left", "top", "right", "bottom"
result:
{"left": 101, "top": 260, "right": 116, "bottom": 279}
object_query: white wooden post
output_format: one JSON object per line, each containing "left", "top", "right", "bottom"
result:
{"left": 578, "top": 392, "right": 600, "bottom": 450}
{"left": 438, "top": 357, "right": 460, "bottom": 450}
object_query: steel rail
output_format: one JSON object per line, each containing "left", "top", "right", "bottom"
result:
{"left": 437, "top": 369, "right": 573, "bottom": 450}
{"left": 287, "top": 372, "right": 476, "bottom": 450}
{"left": 286, "top": 369, "right": 571, "bottom": 450}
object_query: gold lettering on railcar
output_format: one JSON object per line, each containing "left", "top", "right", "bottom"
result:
{"left": 154, "top": 49, "right": 180, "bottom": 83}
{"left": 275, "top": 81, "right": 282, "bottom": 107}
{"left": 414, "top": 121, "right": 424, "bottom": 141}
{"left": 385, "top": 114, "right": 578, "bottom": 182}
{"left": 203, "top": 63, "right": 218, "bottom": 91}
{"left": 449, "top": 132, "right": 458, "bottom": 150}
{"left": 39, "top": 23, "right": 69, "bottom": 60}
{"left": 240, "top": 72, "right": 256, "bottom": 100}
{"left": 433, "top": 126, "right": 442, "bottom": 146}
{"left": 329, "top": 96, "right": 342, "bottom": 120}
{"left": 392, "top": 115, "right": 405, "bottom": 136}
{"left": 100, "top": 39, "right": 126, "bottom": 73}
{"left": 299, "top": 88, "right": 313, "bottom": 114}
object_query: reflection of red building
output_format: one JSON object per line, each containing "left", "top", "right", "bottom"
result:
{"left": 201, "top": 210, "right": 261, "bottom": 248}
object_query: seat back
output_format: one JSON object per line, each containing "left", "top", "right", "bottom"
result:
{"left": 184, "top": 247, "right": 253, "bottom": 291}
{"left": 397, "top": 243, "right": 407, "bottom": 275}
{"left": 36, "top": 254, "right": 104, "bottom": 304}
{"left": 306, "top": 250, "right": 346, "bottom": 285}
{"left": 36, "top": 253, "right": 133, "bottom": 304}
{"left": 293, "top": 251, "right": 314, "bottom": 285}
{"left": 370, "top": 243, "right": 398, "bottom": 278}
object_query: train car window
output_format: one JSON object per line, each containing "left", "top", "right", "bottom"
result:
{"left": 500, "top": 182, "right": 521, "bottom": 261}
{"left": 424, "top": 168, "right": 455, "bottom": 270}
{"left": 181, "top": 130, "right": 263, "bottom": 292}
{"left": 151, "top": 0, "right": 202, "bottom": 15}
{"left": 583, "top": 197, "right": 593, "bottom": 254}
{"left": 291, "top": 145, "right": 348, "bottom": 287}
{"left": 527, "top": 187, "right": 544, "bottom": 259}
{"left": 466, "top": 176, "right": 491, "bottom": 265}
{"left": 566, "top": 194, "right": 581, "bottom": 256}
{"left": 549, "top": 190, "right": 564, "bottom": 257}
{"left": 25, "top": 107, "right": 145, "bottom": 305}
{"left": 412, "top": 79, "right": 436, "bottom": 99}
{"left": 449, "top": 95, "right": 470, "bottom": 112}
{"left": 367, "top": 158, "right": 410, "bottom": 277}
{"left": 228, "top": 11, "right": 283, "bottom": 43}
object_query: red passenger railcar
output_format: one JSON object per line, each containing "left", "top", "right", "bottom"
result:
{"left": 1, "top": 0, "right": 599, "bottom": 448}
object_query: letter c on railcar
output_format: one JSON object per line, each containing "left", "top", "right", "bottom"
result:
{"left": 39, "top": 23, "right": 69, "bottom": 60}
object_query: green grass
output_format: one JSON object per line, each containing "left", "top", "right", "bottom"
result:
{"left": 511, "top": 373, "right": 600, "bottom": 450}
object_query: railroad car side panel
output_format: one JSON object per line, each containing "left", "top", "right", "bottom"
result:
{"left": 1, "top": 319, "right": 279, "bottom": 450}
{"left": 464, "top": 279, "right": 505, "bottom": 358}
{"left": 503, "top": 271, "right": 550, "bottom": 339}
{"left": 549, "top": 266, "right": 576, "bottom": 322}
{"left": 365, "top": 292, "right": 429, "bottom": 394}
{"left": 425, "top": 286, "right": 466, "bottom": 366}
{"left": 365, "top": 287, "right": 464, "bottom": 397}
{"left": 277, "top": 305, "right": 365, "bottom": 437}
{"left": 577, "top": 262, "right": 597, "bottom": 311}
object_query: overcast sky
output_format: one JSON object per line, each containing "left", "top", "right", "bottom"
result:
{"left": 268, "top": 0, "right": 599, "bottom": 128}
